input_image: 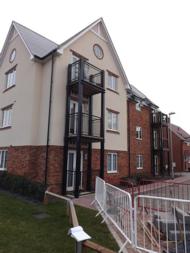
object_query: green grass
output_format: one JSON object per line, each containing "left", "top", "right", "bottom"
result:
{"left": 0, "top": 191, "right": 118, "bottom": 253}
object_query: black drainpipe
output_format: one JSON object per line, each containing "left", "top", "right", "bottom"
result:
{"left": 44, "top": 53, "right": 55, "bottom": 188}
{"left": 127, "top": 99, "right": 131, "bottom": 177}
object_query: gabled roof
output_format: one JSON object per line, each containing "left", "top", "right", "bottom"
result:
{"left": 59, "top": 17, "right": 130, "bottom": 87}
{"left": 170, "top": 124, "right": 190, "bottom": 141}
{"left": 0, "top": 21, "right": 58, "bottom": 63}
{"left": 127, "top": 84, "right": 158, "bottom": 109}
{"left": 0, "top": 18, "right": 130, "bottom": 87}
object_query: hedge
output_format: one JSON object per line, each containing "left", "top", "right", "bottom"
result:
{"left": 0, "top": 172, "right": 46, "bottom": 201}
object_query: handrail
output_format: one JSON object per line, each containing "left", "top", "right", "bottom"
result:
{"left": 44, "top": 190, "right": 116, "bottom": 253}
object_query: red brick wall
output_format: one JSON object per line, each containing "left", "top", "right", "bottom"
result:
{"left": 91, "top": 149, "right": 128, "bottom": 186}
{"left": 128, "top": 100, "right": 152, "bottom": 176}
{"left": 172, "top": 132, "right": 183, "bottom": 172}
{"left": 1, "top": 145, "right": 128, "bottom": 193}
{"left": 183, "top": 143, "right": 190, "bottom": 171}
{"left": 5, "top": 145, "right": 63, "bottom": 194}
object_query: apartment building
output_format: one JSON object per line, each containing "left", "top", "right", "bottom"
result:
{"left": 127, "top": 84, "right": 158, "bottom": 176}
{"left": 170, "top": 124, "right": 190, "bottom": 172}
{"left": 0, "top": 18, "right": 129, "bottom": 197}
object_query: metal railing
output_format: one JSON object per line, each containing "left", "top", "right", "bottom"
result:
{"left": 69, "top": 60, "right": 103, "bottom": 88}
{"left": 69, "top": 113, "right": 101, "bottom": 137}
{"left": 94, "top": 177, "right": 133, "bottom": 252}
{"left": 95, "top": 177, "right": 190, "bottom": 253}
{"left": 126, "top": 180, "right": 190, "bottom": 206}
{"left": 134, "top": 195, "right": 190, "bottom": 253}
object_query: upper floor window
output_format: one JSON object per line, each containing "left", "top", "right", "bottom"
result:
{"left": 107, "top": 153, "right": 117, "bottom": 173}
{"left": 0, "top": 150, "right": 8, "bottom": 170}
{"left": 108, "top": 110, "right": 119, "bottom": 131}
{"left": 136, "top": 102, "right": 141, "bottom": 111}
{"left": 1, "top": 106, "right": 12, "bottom": 128}
{"left": 9, "top": 49, "right": 16, "bottom": 63}
{"left": 136, "top": 155, "right": 143, "bottom": 169}
{"left": 5, "top": 67, "right": 16, "bottom": 90}
{"left": 108, "top": 73, "right": 117, "bottom": 91}
{"left": 136, "top": 126, "right": 142, "bottom": 140}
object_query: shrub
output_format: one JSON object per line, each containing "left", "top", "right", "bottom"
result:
{"left": 0, "top": 172, "right": 45, "bottom": 201}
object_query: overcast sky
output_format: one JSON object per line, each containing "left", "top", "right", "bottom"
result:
{"left": 1, "top": 0, "right": 190, "bottom": 133}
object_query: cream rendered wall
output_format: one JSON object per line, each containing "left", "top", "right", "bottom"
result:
{"left": 48, "top": 30, "right": 128, "bottom": 151}
{"left": 0, "top": 31, "right": 43, "bottom": 146}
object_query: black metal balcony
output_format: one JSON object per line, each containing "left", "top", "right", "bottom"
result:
{"left": 152, "top": 112, "right": 169, "bottom": 126}
{"left": 68, "top": 60, "right": 104, "bottom": 97}
{"left": 68, "top": 113, "right": 102, "bottom": 142}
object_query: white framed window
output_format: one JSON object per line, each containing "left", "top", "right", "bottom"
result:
{"left": 6, "top": 67, "right": 16, "bottom": 89}
{"left": 108, "top": 110, "right": 119, "bottom": 131}
{"left": 136, "top": 155, "right": 143, "bottom": 169}
{"left": 136, "top": 102, "right": 141, "bottom": 111}
{"left": 108, "top": 73, "right": 117, "bottom": 91}
{"left": 0, "top": 150, "right": 8, "bottom": 170}
{"left": 107, "top": 153, "right": 117, "bottom": 173}
{"left": 2, "top": 106, "right": 12, "bottom": 128}
{"left": 136, "top": 126, "right": 142, "bottom": 140}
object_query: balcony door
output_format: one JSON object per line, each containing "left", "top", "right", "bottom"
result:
{"left": 66, "top": 150, "right": 83, "bottom": 191}
{"left": 70, "top": 100, "right": 78, "bottom": 134}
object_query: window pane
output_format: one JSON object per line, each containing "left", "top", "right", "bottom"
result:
{"left": 107, "top": 154, "right": 112, "bottom": 171}
{"left": 0, "top": 150, "right": 7, "bottom": 169}
{"left": 2, "top": 108, "right": 12, "bottom": 127}
{"left": 6, "top": 68, "right": 16, "bottom": 89}
{"left": 108, "top": 112, "right": 112, "bottom": 129}
{"left": 113, "top": 154, "right": 117, "bottom": 171}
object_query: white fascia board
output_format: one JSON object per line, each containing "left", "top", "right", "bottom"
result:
{"left": 13, "top": 23, "right": 34, "bottom": 59}
{"left": 59, "top": 19, "right": 102, "bottom": 51}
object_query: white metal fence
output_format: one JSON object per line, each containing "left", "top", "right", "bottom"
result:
{"left": 94, "top": 177, "right": 133, "bottom": 252}
{"left": 134, "top": 195, "right": 190, "bottom": 253}
{"left": 94, "top": 177, "right": 190, "bottom": 253}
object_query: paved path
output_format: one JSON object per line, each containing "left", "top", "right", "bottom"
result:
{"left": 73, "top": 193, "right": 95, "bottom": 210}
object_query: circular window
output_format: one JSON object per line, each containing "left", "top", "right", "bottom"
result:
{"left": 93, "top": 44, "right": 104, "bottom": 59}
{"left": 10, "top": 49, "right": 16, "bottom": 63}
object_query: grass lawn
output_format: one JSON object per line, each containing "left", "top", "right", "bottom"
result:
{"left": 0, "top": 191, "right": 118, "bottom": 253}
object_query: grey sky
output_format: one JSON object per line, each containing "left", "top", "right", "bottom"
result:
{"left": 1, "top": 0, "right": 189, "bottom": 133}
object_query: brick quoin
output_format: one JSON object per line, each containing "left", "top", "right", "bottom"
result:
{"left": 128, "top": 100, "right": 152, "bottom": 176}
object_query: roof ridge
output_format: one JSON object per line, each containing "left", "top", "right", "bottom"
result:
{"left": 12, "top": 20, "right": 58, "bottom": 46}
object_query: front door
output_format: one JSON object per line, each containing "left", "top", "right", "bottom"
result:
{"left": 66, "top": 150, "right": 83, "bottom": 191}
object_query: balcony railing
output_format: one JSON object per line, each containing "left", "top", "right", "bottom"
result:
{"left": 69, "top": 60, "right": 103, "bottom": 88}
{"left": 152, "top": 112, "right": 169, "bottom": 125}
{"left": 69, "top": 113, "right": 101, "bottom": 138}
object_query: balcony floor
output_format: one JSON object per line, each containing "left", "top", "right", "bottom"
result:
{"left": 69, "top": 80, "right": 104, "bottom": 97}
{"left": 68, "top": 134, "right": 103, "bottom": 143}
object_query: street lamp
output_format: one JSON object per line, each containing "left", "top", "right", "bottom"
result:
{"left": 168, "top": 112, "right": 176, "bottom": 179}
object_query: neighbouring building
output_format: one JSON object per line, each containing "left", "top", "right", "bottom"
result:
{"left": 0, "top": 18, "right": 129, "bottom": 197}
{"left": 152, "top": 111, "right": 170, "bottom": 176}
{"left": 170, "top": 124, "right": 190, "bottom": 172}
{"left": 127, "top": 84, "right": 158, "bottom": 176}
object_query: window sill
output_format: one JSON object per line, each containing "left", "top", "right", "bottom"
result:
{"left": 136, "top": 138, "right": 142, "bottom": 140}
{"left": 107, "top": 129, "right": 120, "bottom": 134}
{"left": 106, "top": 87, "right": 119, "bottom": 95}
{"left": 0, "top": 168, "right": 7, "bottom": 171}
{"left": 137, "top": 167, "right": 143, "bottom": 170}
{"left": 107, "top": 171, "right": 118, "bottom": 174}
{"left": 3, "top": 85, "right": 16, "bottom": 93}
{"left": 0, "top": 126, "right": 12, "bottom": 130}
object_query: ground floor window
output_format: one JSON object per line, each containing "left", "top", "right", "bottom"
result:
{"left": 107, "top": 153, "right": 117, "bottom": 173}
{"left": 136, "top": 154, "right": 143, "bottom": 169}
{"left": 0, "top": 150, "right": 8, "bottom": 170}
